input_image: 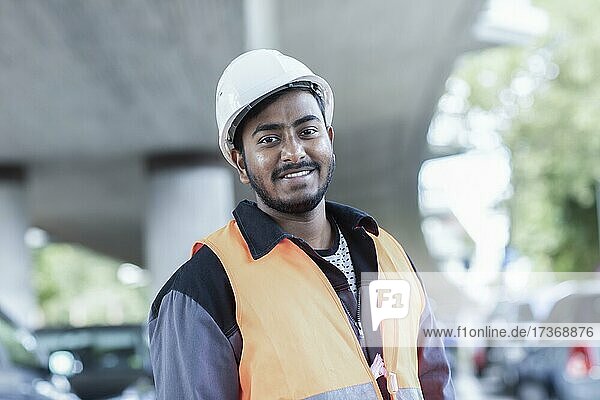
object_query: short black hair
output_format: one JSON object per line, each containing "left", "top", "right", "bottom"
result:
{"left": 232, "top": 86, "right": 326, "bottom": 153}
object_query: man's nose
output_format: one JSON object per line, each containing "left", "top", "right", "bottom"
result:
{"left": 280, "top": 135, "right": 306, "bottom": 163}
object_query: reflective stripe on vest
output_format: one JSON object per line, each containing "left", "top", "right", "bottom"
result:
{"left": 197, "top": 220, "right": 424, "bottom": 400}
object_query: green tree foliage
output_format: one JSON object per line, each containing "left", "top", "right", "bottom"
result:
{"left": 456, "top": 0, "right": 600, "bottom": 271}
{"left": 33, "top": 243, "right": 149, "bottom": 326}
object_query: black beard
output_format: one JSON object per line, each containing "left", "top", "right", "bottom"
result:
{"left": 247, "top": 155, "right": 335, "bottom": 214}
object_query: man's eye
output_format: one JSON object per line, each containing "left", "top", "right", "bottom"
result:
{"left": 300, "top": 128, "right": 318, "bottom": 136}
{"left": 258, "top": 136, "right": 279, "bottom": 145}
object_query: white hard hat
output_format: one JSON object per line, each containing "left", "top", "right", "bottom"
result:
{"left": 215, "top": 49, "right": 334, "bottom": 167}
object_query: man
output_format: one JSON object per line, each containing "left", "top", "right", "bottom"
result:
{"left": 149, "top": 49, "right": 454, "bottom": 400}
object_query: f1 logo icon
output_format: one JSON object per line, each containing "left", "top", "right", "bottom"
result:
{"left": 368, "top": 280, "right": 411, "bottom": 331}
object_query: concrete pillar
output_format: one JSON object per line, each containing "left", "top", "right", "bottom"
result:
{"left": 145, "top": 154, "right": 235, "bottom": 296}
{"left": 0, "top": 166, "right": 36, "bottom": 327}
{"left": 243, "top": 0, "right": 279, "bottom": 50}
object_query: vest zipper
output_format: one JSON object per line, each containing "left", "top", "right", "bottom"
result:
{"left": 357, "top": 292, "right": 364, "bottom": 337}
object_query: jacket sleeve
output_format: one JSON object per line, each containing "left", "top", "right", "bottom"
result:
{"left": 417, "top": 297, "right": 455, "bottom": 400}
{"left": 148, "top": 290, "right": 240, "bottom": 400}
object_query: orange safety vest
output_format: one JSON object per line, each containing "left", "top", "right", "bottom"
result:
{"left": 197, "top": 220, "right": 425, "bottom": 400}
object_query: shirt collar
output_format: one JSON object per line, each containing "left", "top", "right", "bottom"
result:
{"left": 232, "top": 199, "right": 379, "bottom": 260}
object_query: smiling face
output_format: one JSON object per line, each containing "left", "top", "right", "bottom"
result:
{"left": 231, "top": 89, "right": 335, "bottom": 214}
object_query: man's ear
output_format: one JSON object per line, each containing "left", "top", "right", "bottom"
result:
{"left": 231, "top": 149, "right": 250, "bottom": 184}
{"left": 327, "top": 126, "right": 335, "bottom": 146}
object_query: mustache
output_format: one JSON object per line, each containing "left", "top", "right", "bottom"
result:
{"left": 272, "top": 160, "right": 320, "bottom": 180}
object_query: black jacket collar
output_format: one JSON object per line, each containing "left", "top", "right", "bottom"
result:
{"left": 232, "top": 199, "right": 379, "bottom": 260}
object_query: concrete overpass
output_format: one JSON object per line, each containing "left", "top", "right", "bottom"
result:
{"left": 0, "top": 0, "right": 490, "bottom": 324}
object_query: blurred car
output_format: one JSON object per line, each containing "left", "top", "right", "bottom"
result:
{"left": 514, "top": 281, "right": 600, "bottom": 400}
{"left": 34, "top": 325, "right": 154, "bottom": 400}
{"left": 473, "top": 298, "right": 536, "bottom": 393}
{"left": 0, "top": 308, "right": 80, "bottom": 400}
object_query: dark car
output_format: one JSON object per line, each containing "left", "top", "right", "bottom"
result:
{"left": 473, "top": 298, "right": 536, "bottom": 393}
{"left": 0, "top": 308, "right": 80, "bottom": 400}
{"left": 515, "top": 282, "right": 600, "bottom": 400}
{"left": 34, "top": 325, "right": 153, "bottom": 400}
